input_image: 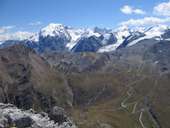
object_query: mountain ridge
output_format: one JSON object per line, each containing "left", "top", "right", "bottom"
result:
{"left": 1, "top": 23, "right": 169, "bottom": 54}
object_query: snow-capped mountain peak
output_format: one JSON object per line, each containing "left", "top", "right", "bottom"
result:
{"left": 66, "top": 28, "right": 85, "bottom": 49}
{"left": 40, "top": 23, "right": 70, "bottom": 39}
{"left": 66, "top": 28, "right": 102, "bottom": 50}
{"left": 98, "top": 26, "right": 131, "bottom": 53}
{"left": 82, "top": 28, "right": 101, "bottom": 38}
{"left": 144, "top": 25, "right": 169, "bottom": 38}
{"left": 1, "top": 23, "right": 170, "bottom": 54}
{"left": 29, "top": 33, "right": 39, "bottom": 42}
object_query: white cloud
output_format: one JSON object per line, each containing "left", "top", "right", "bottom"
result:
{"left": 0, "top": 26, "right": 15, "bottom": 34}
{"left": 154, "top": 1, "right": 170, "bottom": 16}
{"left": 120, "top": 17, "right": 170, "bottom": 27}
{"left": 0, "top": 25, "right": 36, "bottom": 42}
{"left": 29, "top": 21, "right": 42, "bottom": 26}
{"left": 0, "top": 31, "right": 34, "bottom": 42}
{"left": 120, "top": 5, "right": 146, "bottom": 15}
{"left": 0, "top": 28, "right": 6, "bottom": 34}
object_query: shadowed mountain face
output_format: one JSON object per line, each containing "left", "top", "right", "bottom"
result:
{"left": 0, "top": 45, "right": 73, "bottom": 112}
{"left": 0, "top": 38, "right": 170, "bottom": 128}
{"left": 71, "top": 36, "right": 103, "bottom": 52}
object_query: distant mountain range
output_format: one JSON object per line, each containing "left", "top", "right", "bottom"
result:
{"left": 1, "top": 23, "right": 170, "bottom": 54}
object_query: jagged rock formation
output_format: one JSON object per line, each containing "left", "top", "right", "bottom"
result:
{"left": 0, "top": 103, "right": 76, "bottom": 128}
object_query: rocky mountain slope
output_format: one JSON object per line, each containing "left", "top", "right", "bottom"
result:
{"left": 43, "top": 36, "right": 170, "bottom": 128}
{"left": 0, "top": 45, "right": 73, "bottom": 111}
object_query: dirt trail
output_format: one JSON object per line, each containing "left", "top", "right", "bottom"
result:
{"left": 120, "top": 62, "right": 161, "bottom": 128}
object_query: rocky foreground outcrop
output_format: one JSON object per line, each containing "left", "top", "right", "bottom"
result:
{"left": 0, "top": 103, "right": 76, "bottom": 128}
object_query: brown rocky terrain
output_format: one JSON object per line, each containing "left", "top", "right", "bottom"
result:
{"left": 43, "top": 40, "right": 170, "bottom": 128}
{"left": 0, "top": 45, "right": 73, "bottom": 112}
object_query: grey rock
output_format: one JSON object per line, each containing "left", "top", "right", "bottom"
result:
{"left": 0, "top": 103, "right": 76, "bottom": 128}
{"left": 49, "top": 106, "right": 67, "bottom": 125}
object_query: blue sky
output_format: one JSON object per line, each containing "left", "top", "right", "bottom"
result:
{"left": 0, "top": 0, "right": 166, "bottom": 29}
{"left": 0, "top": 0, "right": 170, "bottom": 40}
